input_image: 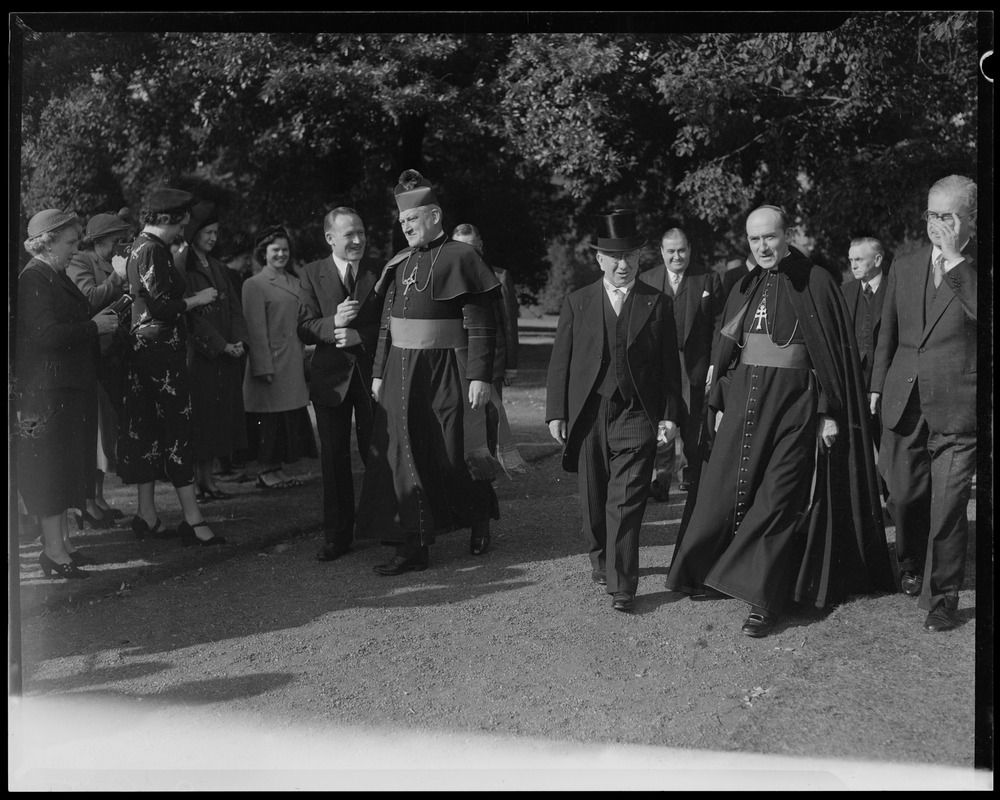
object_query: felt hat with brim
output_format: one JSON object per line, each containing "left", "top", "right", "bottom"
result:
{"left": 184, "top": 201, "right": 218, "bottom": 243}
{"left": 589, "top": 209, "right": 646, "bottom": 252}
{"left": 84, "top": 213, "right": 132, "bottom": 242}
{"left": 145, "top": 187, "right": 195, "bottom": 214}
{"left": 27, "top": 209, "right": 79, "bottom": 238}
{"left": 394, "top": 169, "right": 439, "bottom": 212}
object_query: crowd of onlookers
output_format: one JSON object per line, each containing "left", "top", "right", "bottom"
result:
{"left": 14, "top": 184, "right": 524, "bottom": 580}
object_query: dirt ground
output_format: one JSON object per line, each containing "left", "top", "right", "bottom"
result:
{"left": 8, "top": 340, "right": 990, "bottom": 791}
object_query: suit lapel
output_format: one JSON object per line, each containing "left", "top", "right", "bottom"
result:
{"left": 681, "top": 272, "right": 700, "bottom": 346}
{"left": 264, "top": 266, "right": 299, "bottom": 299}
{"left": 319, "top": 257, "right": 347, "bottom": 305}
{"left": 627, "top": 285, "right": 656, "bottom": 346}
{"left": 920, "top": 246, "right": 974, "bottom": 345}
{"left": 579, "top": 281, "right": 604, "bottom": 352}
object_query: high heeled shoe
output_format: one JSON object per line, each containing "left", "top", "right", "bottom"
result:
{"left": 98, "top": 506, "right": 125, "bottom": 520}
{"left": 195, "top": 484, "right": 230, "bottom": 502}
{"left": 68, "top": 550, "right": 100, "bottom": 566}
{"left": 75, "top": 508, "right": 116, "bottom": 531}
{"left": 39, "top": 552, "right": 90, "bottom": 580}
{"left": 131, "top": 516, "right": 178, "bottom": 540}
{"left": 178, "top": 520, "right": 227, "bottom": 547}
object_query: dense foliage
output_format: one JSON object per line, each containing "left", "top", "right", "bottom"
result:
{"left": 15, "top": 13, "right": 981, "bottom": 309}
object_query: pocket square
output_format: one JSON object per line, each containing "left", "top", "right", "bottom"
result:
{"left": 702, "top": 290, "right": 711, "bottom": 298}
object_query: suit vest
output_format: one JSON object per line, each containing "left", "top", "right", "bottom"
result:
{"left": 595, "top": 289, "right": 636, "bottom": 401}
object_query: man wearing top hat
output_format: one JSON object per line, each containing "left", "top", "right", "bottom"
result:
{"left": 297, "top": 206, "right": 386, "bottom": 563}
{"left": 545, "top": 209, "right": 683, "bottom": 612}
{"left": 355, "top": 169, "right": 502, "bottom": 575}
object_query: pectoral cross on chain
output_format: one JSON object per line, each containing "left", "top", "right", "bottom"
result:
{"left": 752, "top": 299, "right": 768, "bottom": 331}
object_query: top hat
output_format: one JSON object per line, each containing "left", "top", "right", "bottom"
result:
{"left": 394, "top": 169, "right": 439, "bottom": 212}
{"left": 589, "top": 209, "right": 645, "bottom": 252}
{"left": 27, "top": 209, "right": 79, "bottom": 238}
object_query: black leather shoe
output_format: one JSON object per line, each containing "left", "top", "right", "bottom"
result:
{"left": 741, "top": 611, "right": 777, "bottom": 637}
{"left": 316, "top": 542, "right": 352, "bottom": 562}
{"left": 612, "top": 592, "right": 634, "bottom": 612}
{"left": 923, "top": 604, "right": 958, "bottom": 632}
{"left": 470, "top": 521, "right": 491, "bottom": 555}
{"left": 591, "top": 570, "right": 607, "bottom": 586}
{"left": 68, "top": 550, "right": 100, "bottom": 566}
{"left": 178, "top": 521, "right": 227, "bottom": 547}
{"left": 374, "top": 552, "right": 428, "bottom": 576}
{"left": 900, "top": 571, "right": 923, "bottom": 597}
{"left": 679, "top": 481, "right": 692, "bottom": 492}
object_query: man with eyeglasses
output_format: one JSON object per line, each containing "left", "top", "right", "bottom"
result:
{"left": 870, "top": 175, "right": 979, "bottom": 633}
{"left": 546, "top": 209, "right": 682, "bottom": 612}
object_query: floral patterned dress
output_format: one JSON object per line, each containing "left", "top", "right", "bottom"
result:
{"left": 116, "top": 232, "right": 195, "bottom": 487}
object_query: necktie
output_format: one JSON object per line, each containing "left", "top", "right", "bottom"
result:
{"left": 933, "top": 254, "right": 945, "bottom": 289}
{"left": 863, "top": 283, "right": 873, "bottom": 301}
{"left": 345, "top": 263, "right": 356, "bottom": 297}
{"left": 611, "top": 288, "right": 624, "bottom": 316}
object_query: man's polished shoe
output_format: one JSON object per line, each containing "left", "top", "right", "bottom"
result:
{"left": 741, "top": 611, "right": 777, "bottom": 637}
{"left": 373, "top": 551, "right": 428, "bottom": 576}
{"left": 678, "top": 481, "right": 693, "bottom": 492}
{"left": 591, "top": 570, "right": 607, "bottom": 586}
{"left": 900, "top": 571, "right": 923, "bottom": 597}
{"left": 316, "top": 542, "right": 352, "bottom": 562}
{"left": 923, "top": 604, "right": 959, "bottom": 633}
{"left": 470, "top": 520, "right": 491, "bottom": 555}
{"left": 612, "top": 592, "right": 634, "bottom": 612}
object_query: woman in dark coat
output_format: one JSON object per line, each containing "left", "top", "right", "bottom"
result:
{"left": 16, "top": 209, "right": 120, "bottom": 578}
{"left": 116, "top": 187, "right": 226, "bottom": 546}
{"left": 241, "top": 225, "right": 316, "bottom": 489}
{"left": 181, "top": 202, "right": 249, "bottom": 500}
{"left": 67, "top": 210, "right": 135, "bottom": 527}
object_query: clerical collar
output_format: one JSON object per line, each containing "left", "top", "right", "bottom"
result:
{"left": 419, "top": 233, "right": 448, "bottom": 251}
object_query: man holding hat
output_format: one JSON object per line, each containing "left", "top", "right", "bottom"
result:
{"left": 356, "top": 169, "right": 502, "bottom": 575}
{"left": 545, "top": 209, "right": 683, "bottom": 612}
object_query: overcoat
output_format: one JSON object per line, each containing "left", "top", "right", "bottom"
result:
{"left": 184, "top": 249, "right": 250, "bottom": 458}
{"left": 545, "top": 278, "right": 682, "bottom": 474}
{"left": 841, "top": 276, "right": 887, "bottom": 390}
{"left": 241, "top": 266, "right": 310, "bottom": 413}
{"left": 15, "top": 259, "right": 100, "bottom": 515}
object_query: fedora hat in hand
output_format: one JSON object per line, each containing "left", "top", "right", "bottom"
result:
{"left": 589, "top": 209, "right": 646, "bottom": 252}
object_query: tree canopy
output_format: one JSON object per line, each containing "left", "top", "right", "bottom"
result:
{"left": 14, "top": 13, "right": 983, "bottom": 308}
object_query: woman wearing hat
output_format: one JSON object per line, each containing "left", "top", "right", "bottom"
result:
{"left": 67, "top": 210, "right": 135, "bottom": 529}
{"left": 16, "top": 209, "right": 121, "bottom": 579}
{"left": 116, "top": 188, "right": 227, "bottom": 546}
{"left": 241, "top": 225, "right": 315, "bottom": 489}
{"left": 182, "top": 201, "right": 249, "bottom": 500}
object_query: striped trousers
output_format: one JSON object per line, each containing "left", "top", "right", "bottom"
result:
{"left": 578, "top": 391, "right": 658, "bottom": 595}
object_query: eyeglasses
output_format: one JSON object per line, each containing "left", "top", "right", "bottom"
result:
{"left": 922, "top": 211, "right": 957, "bottom": 224}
